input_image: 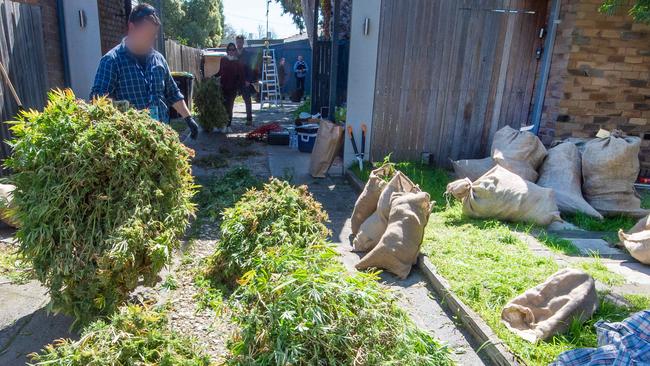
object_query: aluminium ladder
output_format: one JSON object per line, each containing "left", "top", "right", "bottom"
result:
{"left": 260, "top": 48, "right": 281, "bottom": 109}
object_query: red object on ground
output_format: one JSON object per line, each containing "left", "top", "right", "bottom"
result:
{"left": 246, "top": 122, "right": 282, "bottom": 140}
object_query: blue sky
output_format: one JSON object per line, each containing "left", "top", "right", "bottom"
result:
{"left": 222, "top": 0, "right": 302, "bottom": 39}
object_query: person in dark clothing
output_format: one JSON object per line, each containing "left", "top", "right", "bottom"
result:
{"left": 277, "top": 57, "right": 288, "bottom": 101}
{"left": 235, "top": 35, "right": 258, "bottom": 125}
{"left": 216, "top": 43, "right": 244, "bottom": 133}
{"left": 294, "top": 55, "right": 308, "bottom": 95}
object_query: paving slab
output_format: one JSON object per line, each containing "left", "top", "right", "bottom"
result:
{"left": 568, "top": 238, "right": 626, "bottom": 258}
{"left": 0, "top": 279, "right": 75, "bottom": 366}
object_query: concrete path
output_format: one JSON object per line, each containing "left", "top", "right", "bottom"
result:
{"left": 524, "top": 229, "right": 650, "bottom": 297}
{"left": 267, "top": 145, "right": 490, "bottom": 365}
{"left": 0, "top": 225, "right": 75, "bottom": 366}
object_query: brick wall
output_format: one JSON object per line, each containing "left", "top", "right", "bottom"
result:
{"left": 98, "top": 0, "right": 128, "bottom": 54}
{"left": 14, "top": 0, "right": 65, "bottom": 89}
{"left": 539, "top": 0, "right": 650, "bottom": 171}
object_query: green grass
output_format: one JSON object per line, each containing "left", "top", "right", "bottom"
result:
{"left": 563, "top": 190, "right": 650, "bottom": 233}
{"left": 350, "top": 161, "right": 649, "bottom": 366}
{"left": 0, "top": 243, "right": 33, "bottom": 284}
{"left": 578, "top": 257, "right": 626, "bottom": 287}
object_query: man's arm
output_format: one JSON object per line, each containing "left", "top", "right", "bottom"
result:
{"left": 172, "top": 99, "right": 191, "bottom": 118}
{"left": 90, "top": 56, "right": 117, "bottom": 100}
{"left": 163, "top": 64, "right": 186, "bottom": 115}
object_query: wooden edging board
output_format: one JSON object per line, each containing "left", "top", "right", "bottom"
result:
{"left": 417, "top": 255, "right": 520, "bottom": 366}
{"left": 346, "top": 168, "right": 520, "bottom": 365}
{"left": 345, "top": 169, "right": 365, "bottom": 193}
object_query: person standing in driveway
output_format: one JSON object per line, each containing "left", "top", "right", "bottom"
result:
{"left": 294, "top": 55, "right": 308, "bottom": 95}
{"left": 277, "top": 57, "right": 288, "bottom": 101}
{"left": 235, "top": 35, "right": 258, "bottom": 125}
{"left": 90, "top": 3, "right": 199, "bottom": 139}
{"left": 216, "top": 43, "right": 244, "bottom": 133}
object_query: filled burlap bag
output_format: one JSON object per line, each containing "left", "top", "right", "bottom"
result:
{"left": 582, "top": 130, "right": 647, "bottom": 218}
{"left": 491, "top": 125, "right": 547, "bottom": 182}
{"left": 356, "top": 192, "right": 432, "bottom": 279}
{"left": 452, "top": 157, "right": 495, "bottom": 182}
{"left": 501, "top": 268, "right": 598, "bottom": 343}
{"left": 353, "top": 172, "right": 419, "bottom": 252}
{"left": 537, "top": 143, "right": 603, "bottom": 219}
{"left": 350, "top": 166, "right": 392, "bottom": 235}
{"left": 618, "top": 214, "right": 650, "bottom": 264}
{"left": 0, "top": 184, "right": 18, "bottom": 228}
{"left": 446, "top": 165, "right": 561, "bottom": 226}
{"left": 309, "top": 120, "right": 344, "bottom": 178}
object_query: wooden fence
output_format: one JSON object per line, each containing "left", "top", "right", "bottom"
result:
{"left": 164, "top": 39, "right": 202, "bottom": 81}
{"left": 0, "top": 0, "right": 47, "bottom": 174}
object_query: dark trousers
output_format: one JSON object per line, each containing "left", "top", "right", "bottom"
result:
{"left": 223, "top": 89, "right": 237, "bottom": 126}
{"left": 240, "top": 84, "right": 253, "bottom": 122}
{"left": 296, "top": 76, "right": 306, "bottom": 93}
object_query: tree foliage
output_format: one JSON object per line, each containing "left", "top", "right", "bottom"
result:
{"left": 163, "top": 0, "right": 225, "bottom": 47}
{"left": 601, "top": 0, "right": 650, "bottom": 23}
{"left": 274, "top": 0, "right": 305, "bottom": 32}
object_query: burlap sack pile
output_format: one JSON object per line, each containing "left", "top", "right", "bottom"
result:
{"left": 452, "top": 157, "right": 495, "bottom": 181}
{"left": 618, "top": 214, "right": 650, "bottom": 264}
{"left": 501, "top": 268, "right": 598, "bottom": 342}
{"left": 491, "top": 125, "right": 547, "bottom": 182}
{"left": 350, "top": 166, "right": 393, "bottom": 235}
{"left": 537, "top": 143, "right": 603, "bottom": 219}
{"left": 0, "top": 184, "right": 18, "bottom": 228}
{"left": 356, "top": 192, "right": 432, "bottom": 279}
{"left": 309, "top": 120, "right": 344, "bottom": 178}
{"left": 353, "top": 172, "right": 419, "bottom": 252}
{"left": 582, "top": 130, "right": 647, "bottom": 218}
{"left": 446, "top": 165, "right": 561, "bottom": 226}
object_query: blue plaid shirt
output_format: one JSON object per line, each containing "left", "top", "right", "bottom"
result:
{"left": 90, "top": 39, "right": 184, "bottom": 122}
{"left": 551, "top": 310, "right": 650, "bottom": 366}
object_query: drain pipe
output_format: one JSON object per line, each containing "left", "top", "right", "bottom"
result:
{"left": 531, "top": 0, "right": 561, "bottom": 135}
{"left": 56, "top": 0, "right": 71, "bottom": 88}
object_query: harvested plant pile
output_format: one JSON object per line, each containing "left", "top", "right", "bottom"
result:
{"left": 206, "top": 179, "right": 329, "bottom": 283}
{"left": 194, "top": 77, "right": 229, "bottom": 131}
{"left": 205, "top": 179, "right": 452, "bottom": 365}
{"left": 5, "top": 91, "right": 196, "bottom": 325}
{"left": 30, "top": 306, "right": 210, "bottom": 365}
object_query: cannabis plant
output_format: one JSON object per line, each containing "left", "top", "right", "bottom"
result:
{"left": 30, "top": 305, "right": 210, "bottom": 365}
{"left": 5, "top": 90, "right": 196, "bottom": 326}
{"left": 193, "top": 77, "right": 229, "bottom": 131}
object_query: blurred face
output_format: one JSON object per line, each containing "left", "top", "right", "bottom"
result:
{"left": 127, "top": 20, "right": 159, "bottom": 54}
{"left": 236, "top": 38, "right": 245, "bottom": 50}
{"left": 298, "top": 55, "right": 303, "bottom": 61}
{"left": 227, "top": 45, "right": 237, "bottom": 56}
{"left": 280, "top": 58, "right": 285, "bottom": 64}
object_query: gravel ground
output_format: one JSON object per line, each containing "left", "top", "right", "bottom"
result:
{"left": 157, "top": 102, "right": 276, "bottom": 362}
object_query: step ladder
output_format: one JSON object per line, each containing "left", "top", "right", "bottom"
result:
{"left": 260, "top": 48, "right": 281, "bottom": 109}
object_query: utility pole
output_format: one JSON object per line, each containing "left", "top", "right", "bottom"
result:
{"left": 266, "top": 0, "right": 271, "bottom": 40}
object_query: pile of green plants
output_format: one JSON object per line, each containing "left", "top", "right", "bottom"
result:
{"left": 204, "top": 179, "right": 452, "bottom": 365}
{"left": 193, "top": 77, "right": 229, "bottom": 131}
{"left": 5, "top": 91, "right": 196, "bottom": 326}
{"left": 205, "top": 179, "right": 329, "bottom": 284}
{"left": 30, "top": 305, "right": 210, "bottom": 365}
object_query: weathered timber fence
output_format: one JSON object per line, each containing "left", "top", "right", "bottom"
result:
{"left": 164, "top": 39, "right": 202, "bottom": 82}
{"left": 0, "top": 0, "right": 47, "bottom": 175}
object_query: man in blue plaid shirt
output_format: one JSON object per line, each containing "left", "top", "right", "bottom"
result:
{"left": 90, "top": 3, "right": 199, "bottom": 139}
